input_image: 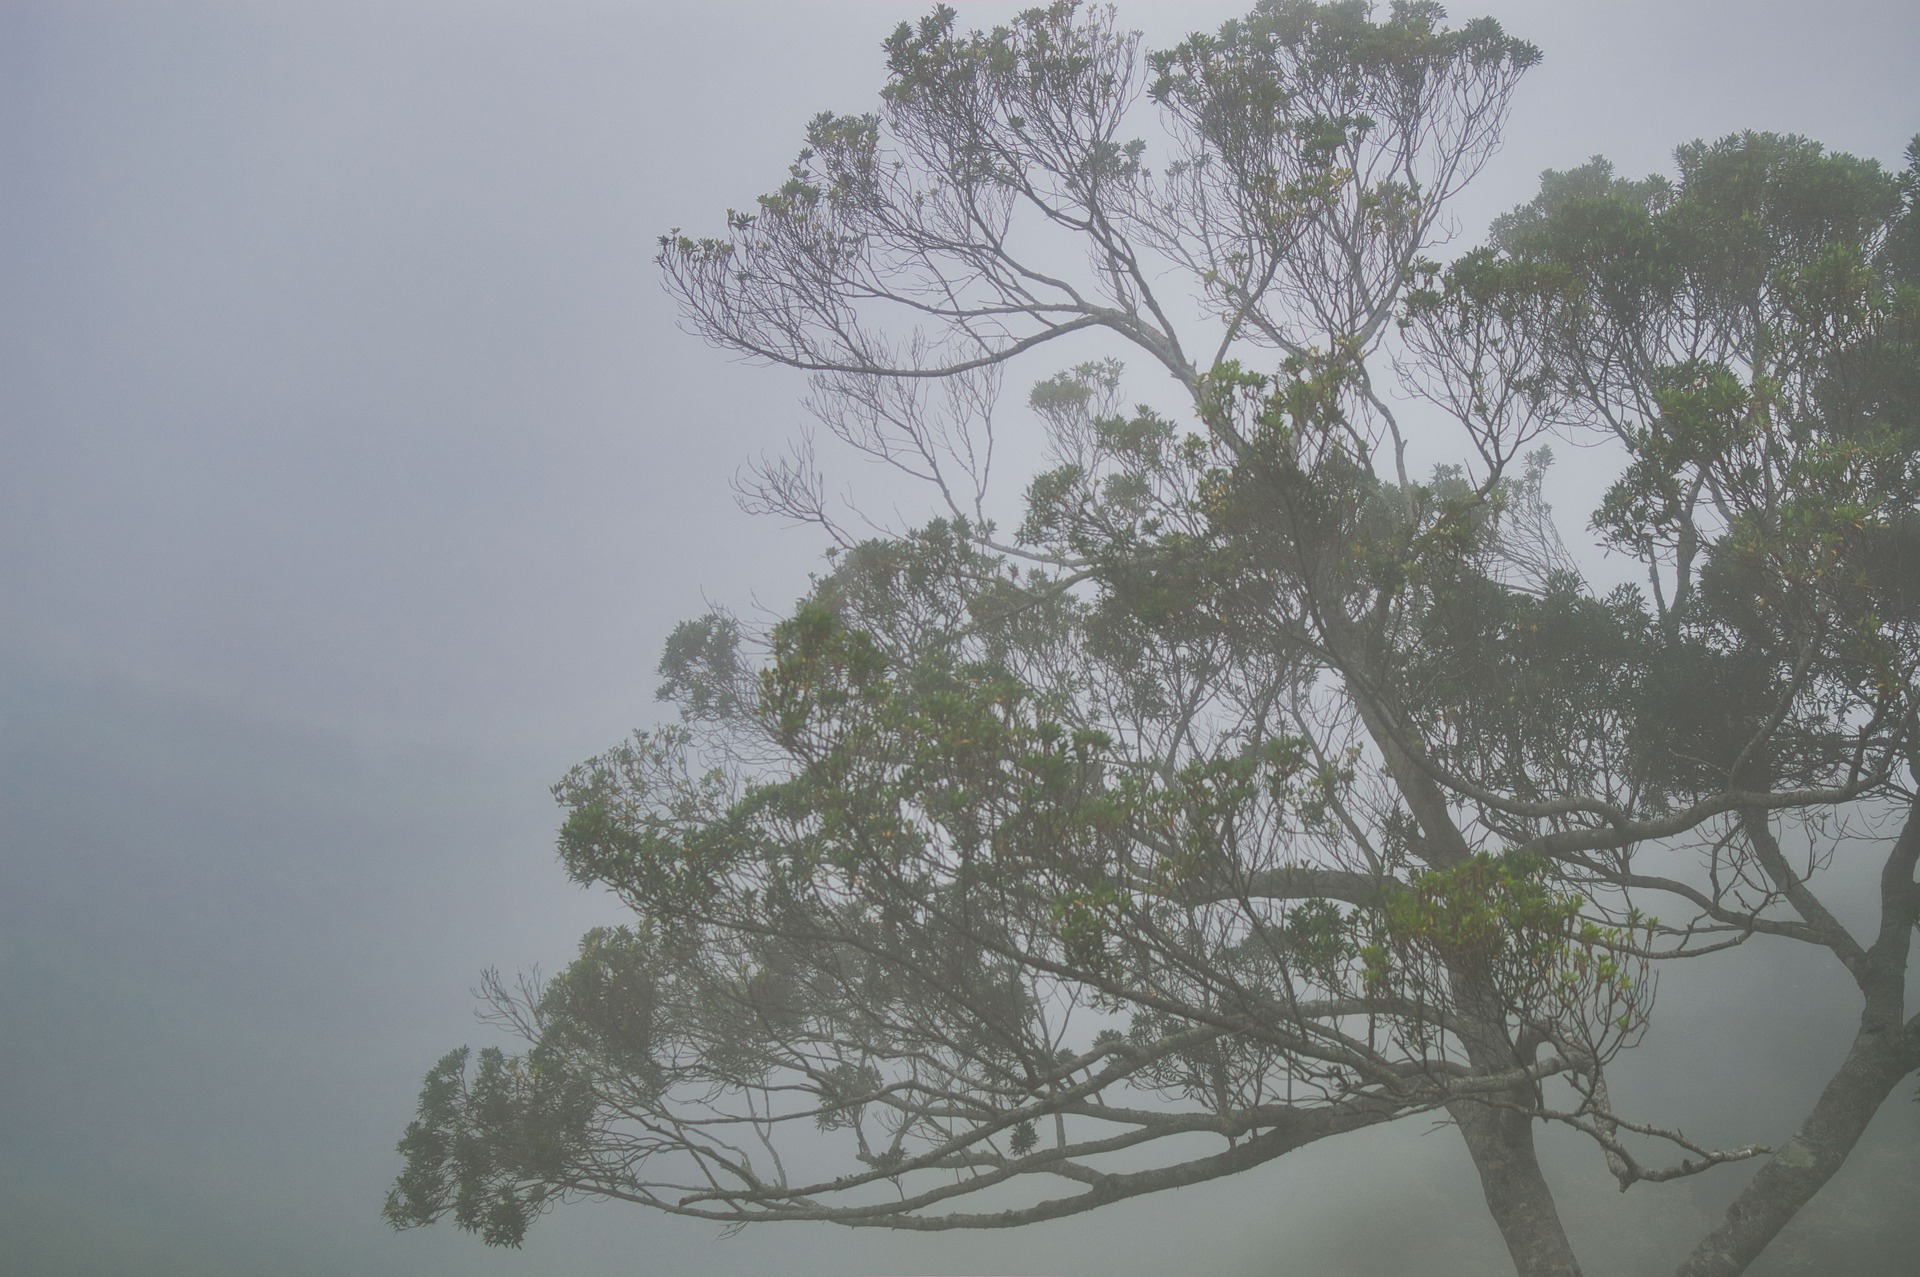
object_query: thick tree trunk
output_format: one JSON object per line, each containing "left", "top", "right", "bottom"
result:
{"left": 1447, "top": 968, "right": 1584, "bottom": 1276}
{"left": 1675, "top": 801, "right": 1920, "bottom": 1276}
{"left": 1451, "top": 1094, "right": 1586, "bottom": 1277}
{"left": 1341, "top": 654, "right": 1586, "bottom": 1275}
{"left": 1672, "top": 1014, "right": 1915, "bottom": 1277}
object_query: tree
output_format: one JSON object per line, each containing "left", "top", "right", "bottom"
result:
{"left": 384, "top": 5, "right": 1920, "bottom": 1275}
{"left": 1441, "top": 130, "right": 1920, "bottom": 1277}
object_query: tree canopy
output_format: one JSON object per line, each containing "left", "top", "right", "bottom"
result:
{"left": 386, "top": 5, "right": 1920, "bottom": 1275}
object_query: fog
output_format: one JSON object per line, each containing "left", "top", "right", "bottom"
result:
{"left": 3, "top": 2, "right": 1917, "bottom": 1274}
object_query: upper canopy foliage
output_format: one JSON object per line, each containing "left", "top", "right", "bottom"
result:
{"left": 392, "top": 3, "right": 1920, "bottom": 1268}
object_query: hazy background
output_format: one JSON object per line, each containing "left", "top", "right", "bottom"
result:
{"left": 2, "top": 2, "right": 1916, "bottom": 1274}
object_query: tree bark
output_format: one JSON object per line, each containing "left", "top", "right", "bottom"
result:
{"left": 1339, "top": 646, "right": 1585, "bottom": 1275}
{"left": 1674, "top": 801, "right": 1920, "bottom": 1277}
{"left": 1671, "top": 1013, "right": 1915, "bottom": 1277}
{"left": 1450, "top": 1090, "right": 1586, "bottom": 1277}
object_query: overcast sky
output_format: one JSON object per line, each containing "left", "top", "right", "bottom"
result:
{"left": 2, "top": 3, "right": 1917, "bottom": 1275}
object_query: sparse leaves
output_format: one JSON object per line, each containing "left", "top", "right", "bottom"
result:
{"left": 398, "top": 7, "right": 1920, "bottom": 1271}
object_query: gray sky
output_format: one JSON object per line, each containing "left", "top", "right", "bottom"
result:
{"left": 2, "top": 2, "right": 1916, "bottom": 1275}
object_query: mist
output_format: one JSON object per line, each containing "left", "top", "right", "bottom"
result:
{"left": 4, "top": 2, "right": 1918, "bottom": 1274}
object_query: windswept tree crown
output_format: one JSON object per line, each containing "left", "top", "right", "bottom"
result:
{"left": 388, "top": 5, "right": 1920, "bottom": 1273}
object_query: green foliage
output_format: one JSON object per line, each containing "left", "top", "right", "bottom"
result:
{"left": 1148, "top": 1, "right": 1539, "bottom": 178}
{"left": 655, "top": 614, "right": 746, "bottom": 722}
{"left": 1379, "top": 854, "right": 1649, "bottom": 1042}
{"left": 1449, "top": 131, "right": 1920, "bottom": 796}
{"left": 384, "top": 1044, "right": 596, "bottom": 1247}
{"left": 401, "top": 2, "right": 1919, "bottom": 1263}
